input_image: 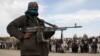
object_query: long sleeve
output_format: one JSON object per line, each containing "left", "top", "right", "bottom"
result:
{"left": 7, "top": 15, "right": 26, "bottom": 40}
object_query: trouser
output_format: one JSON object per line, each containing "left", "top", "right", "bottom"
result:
{"left": 21, "top": 54, "right": 48, "bottom": 56}
{"left": 21, "top": 55, "right": 40, "bottom": 56}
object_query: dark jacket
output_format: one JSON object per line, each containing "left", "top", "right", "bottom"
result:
{"left": 7, "top": 15, "right": 55, "bottom": 55}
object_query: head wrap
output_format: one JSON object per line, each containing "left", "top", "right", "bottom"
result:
{"left": 25, "top": 2, "right": 39, "bottom": 16}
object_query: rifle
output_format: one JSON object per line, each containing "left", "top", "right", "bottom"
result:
{"left": 24, "top": 21, "right": 82, "bottom": 32}
{"left": 24, "top": 25, "right": 82, "bottom": 32}
{"left": 22, "top": 17, "right": 82, "bottom": 42}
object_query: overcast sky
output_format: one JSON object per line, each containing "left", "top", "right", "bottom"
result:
{"left": 0, "top": 0, "right": 100, "bottom": 38}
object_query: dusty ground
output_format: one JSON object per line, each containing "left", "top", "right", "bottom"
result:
{"left": 0, "top": 49, "right": 100, "bottom": 56}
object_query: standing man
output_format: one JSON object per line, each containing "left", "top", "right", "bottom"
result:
{"left": 7, "top": 2, "right": 56, "bottom": 56}
{"left": 81, "top": 37, "right": 89, "bottom": 53}
{"left": 91, "top": 38, "right": 97, "bottom": 53}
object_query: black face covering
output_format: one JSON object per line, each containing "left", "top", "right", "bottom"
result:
{"left": 25, "top": 7, "right": 38, "bottom": 16}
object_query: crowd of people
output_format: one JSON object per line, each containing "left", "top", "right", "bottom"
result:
{"left": 49, "top": 36, "right": 100, "bottom": 53}
{"left": 0, "top": 41, "right": 19, "bottom": 49}
{"left": 0, "top": 35, "right": 100, "bottom": 54}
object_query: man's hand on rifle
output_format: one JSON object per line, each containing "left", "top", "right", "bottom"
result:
{"left": 52, "top": 24, "right": 58, "bottom": 30}
{"left": 23, "top": 32, "right": 32, "bottom": 39}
